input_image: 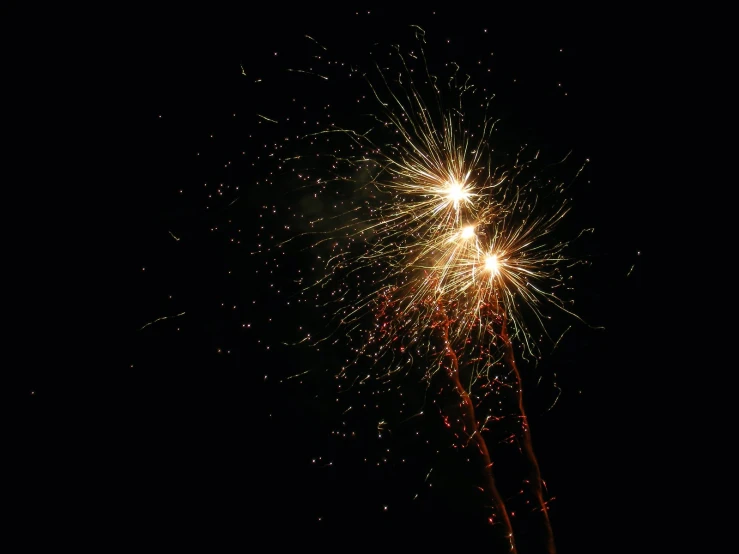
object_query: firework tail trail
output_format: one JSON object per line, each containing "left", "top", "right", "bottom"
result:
{"left": 434, "top": 302, "right": 518, "bottom": 553}
{"left": 499, "top": 310, "right": 556, "bottom": 554}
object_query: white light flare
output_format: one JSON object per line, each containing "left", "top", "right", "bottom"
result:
{"left": 443, "top": 179, "right": 473, "bottom": 210}
{"left": 446, "top": 224, "right": 477, "bottom": 245}
{"left": 485, "top": 254, "right": 500, "bottom": 277}
{"left": 460, "top": 225, "right": 476, "bottom": 239}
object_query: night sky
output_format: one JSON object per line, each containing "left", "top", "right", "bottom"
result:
{"left": 20, "top": 8, "right": 650, "bottom": 551}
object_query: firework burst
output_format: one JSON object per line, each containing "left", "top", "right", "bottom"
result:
{"left": 295, "top": 46, "right": 584, "bottom": 367}
{"left": 261, "top": 29, "right": 589, "bottom": 552}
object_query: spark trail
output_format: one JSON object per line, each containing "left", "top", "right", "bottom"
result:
{"left": 433, "top": 300, "right": 518, "bottom": 552}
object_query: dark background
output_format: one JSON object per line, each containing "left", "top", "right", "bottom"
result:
{"left": 17, "top": 7, "right": 652, "bottom": 551}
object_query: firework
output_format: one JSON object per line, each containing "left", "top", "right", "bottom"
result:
{"left": 261, "top": 29, "right": 588, "bottom": 552}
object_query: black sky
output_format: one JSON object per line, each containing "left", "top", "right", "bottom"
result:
{"left": 17, "top": 7, "right": 652, "bottom": 551}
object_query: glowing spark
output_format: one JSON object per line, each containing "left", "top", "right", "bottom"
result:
{"left": 286, "top": 68, "right": 329, "bottom": 80}
{"left": 139, "top": 311, "right": 185, "bottom": 331}
{"left": 443, "top": 179, "right": 473, "bottom": 209}
{"left": 485, "top": 254, "right": 500, "bottom": 276}
{"left": 304, "top": 35, "right": 327, "bottom": 51}
{"left": 461, "top": 225, "right": 475, "bottom": 239}
{"left": 285, "top": 369, "right": 311, "bottom": 380}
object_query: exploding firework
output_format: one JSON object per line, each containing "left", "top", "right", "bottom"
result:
{"left": 251, "top": 28, "right": 590, "bottom": 552}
